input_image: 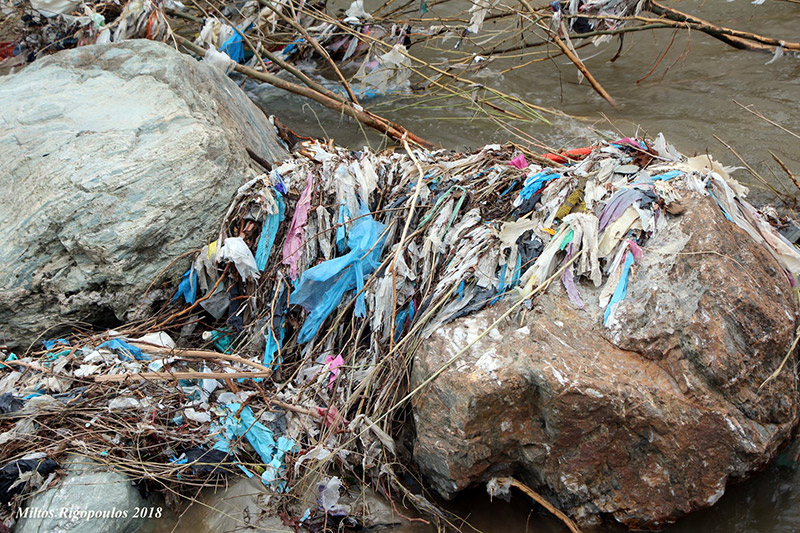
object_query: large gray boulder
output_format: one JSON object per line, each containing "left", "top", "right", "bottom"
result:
{"left": 0, "top": 40, "right": 287, "bottom": 349}
{"left": 412, "top": 194, "right": 799, "bottom": 529}
{"left": 15, "top": 456, "right": 146, "bottom": 533}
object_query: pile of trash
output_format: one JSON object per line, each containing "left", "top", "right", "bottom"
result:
{"left": 1, "top": 0, "right": 415, "bottom": 97}
{"left": 2, "top": 125, "right": 799, "bottom": 529}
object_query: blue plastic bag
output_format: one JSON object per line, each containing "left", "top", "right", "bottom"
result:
{"left": 173, "top": 267, "right": 197, "bottom": 305}
{"left": 290, "top": 204, "right": 387, "bottom": 343}
{"left": 97, "top": 339, "right": 149, "bottom": 361}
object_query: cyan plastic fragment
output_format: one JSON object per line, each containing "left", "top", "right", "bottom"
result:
{"left": 263, "top": 327, "right": 285, "bottom": 371}
{"left": 206, "top": 330, "right": 234, "bottom": 353}
{"left": 42, "top": 339, "right": 71, "bottom": 362}
{"left": 652, "top": 170, "right": 683, "bottom": 181}
{"left": 42, "top": 338, "right": 69, "bottom": 350}
{"left": 520, "top": 172, "right": 560, "bottom": 200}
{"left": 511, "top": 253, "right": 523, "bottom": 287}
{"left": 218, "top": 403, "right": 297, "bottom": 490}
{"left": 490, "top": 264, "right": 508, "bottom": 305}
{"left": 603, "top": 251, "right": 636, "bottom": 325}
{"left": 336, "top": 204, "right": 350, "bottom": 254}
{"left": 394, "top": 308, "right": 409, "bottom": 341}
{"left": 559, "top": 229, "right": 574, "bottom": 250}
{"left": 255, "top": 190, "right": 285, "bottom": 272}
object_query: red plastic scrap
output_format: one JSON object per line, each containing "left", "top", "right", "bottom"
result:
{"left": 542, "top": 146, "right": 594, "bottom": 164}
{"left": 0, "top": 43, "right": 15, "bottom": 60}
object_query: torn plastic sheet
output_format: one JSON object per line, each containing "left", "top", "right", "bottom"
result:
{"left": 255, "top": 189, "right": 285, "bottom": 271}
{"left": 263, "top": 329, "right": 284, "bottom": 371}
{"left": 29, "top": 0, "right": 79, "bottom": 17}
{"left": 652, "top": 170, "right": 683, "bottom": 181}
{"left": 468, "top": 0, "right": 499, "bottom": 33}
{"left": 613, "top": 137, "right": 647, "bottom": 151}
{"left": 217, "top": 237, "right": 260, "bottom": 281}
{"left": 283, "top": 173, "right": 314, "bottom": 280}
{"left": 203, "top": 45, "right": 235, "bottom": 74}
{"left": 354, "top": 44, "right": 412, "bottom": 98}
{"left": 598, "top": 189, "right": 646, "bottom": 232}
{"left": 215, "top": 403, "right": 297, "bottom": 490}
{"left": 0, "top": 394, "right": 23, "bottom": 415}
{"left": 561, "top": 245, "right": 585, "bottom": 308}
{"left": 486, "top": 477, "right": 513, "bottom": 500}
{"left": 172, "top": 448, "right": 234, "bottom": 477}
{"left": 446, "top": 285, "right": 497, "bottom": 323}
{"left": 598, "top": 206, "right": 642, "bottom": 258}
{"left": 318, "top": 476, "right": 349, "bottom": 515}
{"left": 196, "top": 17, "right": 234, "bottom": 50}
{"left": 290, "top": 205, "right": 387, "bottom": 343}
{"left": 199, "top": 282, "right": 230, "bottom": 320}
{"left": 509, "top": 154, "right": 528, "bottom": 169}
{"left": 326, "top": 354, "right": 345, "bottom": 389}
{"left": 0, "top": 457, "right": 60, "bottom": 504}
{"left": 344, "top": 0, "right": 372, "bottom": 22}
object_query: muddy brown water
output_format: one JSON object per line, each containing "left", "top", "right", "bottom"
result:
{"left": 249, "top": 1, "right": 800, "bottom": 531}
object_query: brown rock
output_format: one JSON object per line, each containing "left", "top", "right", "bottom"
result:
{"left": 411, "top": 193, "right": 799, "bottom": 529}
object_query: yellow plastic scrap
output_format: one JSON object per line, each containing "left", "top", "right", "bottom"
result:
{"left": 207, "top": 240, "right": 218, "bottom": 260}
{"left": 554, "top": 189, "right": 585, "bottom": 221}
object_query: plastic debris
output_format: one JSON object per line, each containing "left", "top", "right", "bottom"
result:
{"left": 318, "top": 476, "right": 349, "bottom": 515}
{"left": 216, "top": 403, "right": 296, "bottom": 489}
{"left": 282, "top": 174, "right": 313, "bottom": 280}
{"left": 290, "top": 205, "right": 387, "bottom": 343}
{"left": 0, "top": 457, "right": 60, "bottom": 504}
{"left": 3, "top": 127, "right": 800, "bottom": 531}
{"left": 0, "top": 393, "right": 23, "bottom": 414}
{"left": 29, "top": 0, "right": 79, "bottom": 17}
{"left": 97, "top": 339, "right": 149, "bottom": 361}
{"left": 217, "top": 237, "right": 260, "bottom": 281}
{"left": 486, "top": 476, "right": 513, "bottom": 499}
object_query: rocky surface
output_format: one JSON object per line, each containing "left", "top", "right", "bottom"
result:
{"left": 0, "top": 39, "right": 287, "bottom": 349}
{"left": 15, "top": 456, "right": 146, "bottom": 533}
{"left": 412, "top": 193, "right": 799, "bottom": 528}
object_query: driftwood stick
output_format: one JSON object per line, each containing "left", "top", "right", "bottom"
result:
{"left": 95, "top": 370, "right": 272, "bottom": 382}
{"left": 551, "top": 33, "right": 619, "bottom": 109}
{"left": 646, "top": 0, "right": 800, "bottom": 52}
{"left": 0, "top": 360, "right": 49, "bottom": 373}
{"left": 260, "top": 0, "right": 361, "bottom": 106}
{"left": 268, "top": 398, "right": 321, "bottom": 418}
{"left": 496, "top": 477, "right": 582, "bottom": 533}
{"left": 127, "top": 343, "right": 271, "bottom": 373}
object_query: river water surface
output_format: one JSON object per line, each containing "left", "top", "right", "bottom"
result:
{"left": 245, "top": 1, "right": 800, "bottom": 531}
